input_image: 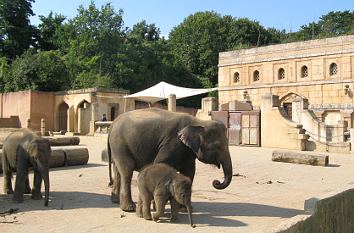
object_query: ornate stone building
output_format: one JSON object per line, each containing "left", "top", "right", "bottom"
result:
{"left": 218, "top": 35, "right": 354, "bottom": 152}
{"left": 0, "top": 88, "right": 135, "bottom": 135}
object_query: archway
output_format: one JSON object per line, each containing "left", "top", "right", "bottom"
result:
{"left": 58, "top": 102, "right": 69, "bottom": 131}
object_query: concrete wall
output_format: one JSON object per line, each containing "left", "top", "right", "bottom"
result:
{"left": 261, "top": 94, "right": 308, "bottom": 150}
{"left": 30, "top": 91, "right": 55, "bottom": 131}
{"left": 0, "top": 91, "right": 31, "bottom": 128}
{"left": 276, "top": 187, "right": 354, "bottom": 233}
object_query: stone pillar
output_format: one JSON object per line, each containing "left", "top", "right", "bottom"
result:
{"left": 350, "top": 128, "right": 354, "bottom": 153}
{"left": 41, "top": 118, "right": 46, "bottom": 136}
{"left": 292, "top": 97, "right": 302, "bottom": 124}
{"left": 261, "top": 94, "right": 279, "bottom": 111}
{"left": 168, "top": 94, "right": 176, "bottom": 112}
{"left": 202, "top": 97, "right": 218, "bottom": 112}
{"left": 89, "top": 102, "right": 98, "bottom": 135}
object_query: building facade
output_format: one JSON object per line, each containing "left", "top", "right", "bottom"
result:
{"left": 218, "top": 35, "right": 354, "bottom": 152}
{"left": 0, "top": 88, "right": 135, "bottom": 135}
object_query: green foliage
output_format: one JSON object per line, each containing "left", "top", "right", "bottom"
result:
{"left": 37, "top": 12, "right": 66, "bottom": 51}
{"left": 5, "top": 50, "right": 69, "bottom": 92}
{"left": 63, "top": 1, "right": 125, "bottom": 89}
{"left": 0, "top": 0, "right": 37, "bottom": 60}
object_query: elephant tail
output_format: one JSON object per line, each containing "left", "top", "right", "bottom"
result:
{"left": 107, "top": 136, "right": 113, "bottom": 187}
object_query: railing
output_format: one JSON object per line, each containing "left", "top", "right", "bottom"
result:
{"left": 94, "top": 121, "right": 113, "bottom": 133}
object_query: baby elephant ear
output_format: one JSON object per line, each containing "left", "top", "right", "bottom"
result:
{"left": 178, "top": 126, "right": 204, "bottom": 154}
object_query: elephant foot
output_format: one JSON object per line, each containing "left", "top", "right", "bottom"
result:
{"left": 152, "top": 213, "right": 161, "bottom": 222}
{"left": 120, "top": 202, "right": 136, "bottom": 212}
{"left": 12, "top": 196, "right": 24, "bottom": 203}
{"left": 171, "top": 216, "right": 179, "bottom": 223}
{"left": 31, "top": 192, "right": 43, "bottom": 200}
{"left": 4, "top": 189, "right": 14, "bottom": 195}
{"left": 111, "top": 192, "right": 120, "bottom": 203}
{"left": 144, "top": 214, "right": 152, "bottom": 221}
{"left": 25, "top": 187, "right": 32, "bottom": 194}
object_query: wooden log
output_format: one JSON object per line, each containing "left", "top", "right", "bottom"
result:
{"left": 63, "top": 147, "right": 89, "bottom": 166}
{"left": 272, "top": 150, "right": 329, "bottom": 166}
{"left": 46, "top": 137, "right": 80, "bottom": 146}
{"left": 50, "top": 149, "right": 65, "bottom": 168}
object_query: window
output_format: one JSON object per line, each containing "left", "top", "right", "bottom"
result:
{"left": 253, "top": 70, "right": 260, "bottom": 82}
{"left": 278, "top": 68, "right": 285, "bottom": 80}
{"left": 233, "top": 72, "right": 240, "bottom": 83}
{"left": 329, "top": 63, "right": 337, "bottom": 76}
{"left": 301, "top": 66, "right": 308, "bottom": 78}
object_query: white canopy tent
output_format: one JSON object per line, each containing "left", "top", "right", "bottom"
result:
{"left": 124, "top": 81, "right": 217, "bottom": 103}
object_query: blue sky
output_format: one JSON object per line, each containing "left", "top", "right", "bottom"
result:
{"left": 31, "top": 0, "right": 354, "bottom": 36}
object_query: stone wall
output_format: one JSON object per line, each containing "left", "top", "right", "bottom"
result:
{"left": 218, "top": 35, "right": 354, "bottom": 110}
{"left": 275, "top": 186, "right": 354, "bottom": 233}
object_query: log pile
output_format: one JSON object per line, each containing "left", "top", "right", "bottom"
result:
{"left": 0, "top": 136, "right": 89, "bottom": 173}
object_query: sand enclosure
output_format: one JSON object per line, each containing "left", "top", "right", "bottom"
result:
{"left": 1, "top": 136, "right": 354, "bottom": 233}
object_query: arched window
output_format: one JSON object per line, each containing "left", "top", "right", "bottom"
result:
{"left": 233, "top": 72, "right": 240, "bottom": 83}
{"left": 278, "top": 68, "right": 285, "bottom": 80}
{"left": 329, "top": 63, "right": 337, "bottom": 76}
{"left": 253, "top": 70, "right": 260, "bottom": 82}
{"left": 301, "top": 65, "right": 308, "bottom": 78}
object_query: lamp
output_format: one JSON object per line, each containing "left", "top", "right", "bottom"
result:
{"left": 243, "top": 90, "right": 249, "bottom": 100}
{"left": 344, "top": 84, "right": 350, "bottom": 95}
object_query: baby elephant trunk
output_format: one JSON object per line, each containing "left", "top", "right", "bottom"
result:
{"left": 186, "top": 204, "right": 195, "bottom": 228}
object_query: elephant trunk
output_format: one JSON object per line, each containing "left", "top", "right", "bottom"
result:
{"left": 212, "top": 147, "right": 233, "bottom": 190}
{"left": 186, "top": 204, "right": 195, "bottom": 228}
{"left": 43, "top": 169, "right": 50, "bottom": 206}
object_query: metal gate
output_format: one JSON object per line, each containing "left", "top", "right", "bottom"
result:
{"left": 227, "top": 111, "right": 260, "bottom": 146}
{"left": 240, "top": 111, "right": 260, "bottom": 146}
{"left": 211, "top": 110, "right": 260, "bottom": 146}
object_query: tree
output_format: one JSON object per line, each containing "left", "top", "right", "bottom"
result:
{"left": 318, "top": 11, "right": 354, "bottom": 37}
{"left": 168, "top": 12, "right": 281, "bottom": 88}
{"left": 37, "top": 12, "right": 66, "bottom": 51}
{"left": 169, "top": 11, "right": 227, "bottom": 87}
{"left": 0, "top": 0, "right": 37, "bottom": 60}
{"left": 63, "top": 2, "right": 126, "bottom": 89}
{"left": 5, "top": 50, "right": 69, "bottom": 92}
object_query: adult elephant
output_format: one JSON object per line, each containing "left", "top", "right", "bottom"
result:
{"left": 108, "top": 108, "right": 233, "bottom": 212}
{"left": 2, "top": 129, "right": 51, "bottom": 206}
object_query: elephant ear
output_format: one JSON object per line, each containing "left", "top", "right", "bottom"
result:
{"left": 178, "top": 126, "right": 204, "bottom": 155}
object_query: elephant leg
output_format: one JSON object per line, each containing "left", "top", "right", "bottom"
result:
{"left": 110, "top": 163, "right": 120, "bottom": 203}
{"left": 13, "top": 159, "right": 29, "bottom": 203}
{"left": 170, "top": 198, "right": 180, "bottom": 222}
{"left": 25, "top": 175, "right": 31, "bottom": 194}
{"left": 119, "top": 167, "right": 135, "bottom": 211}
{"left": 2, "top": 152, "right": 14, "bottom": 194}
{"left": 152, "top": 193, "right": 169, "bottom": 222}
{"left": 178, "top": 161, "right": 195, "bottom": 212}
{"left": 136, "top": 195, "right": 143, "bottom": 218}
{"left": 142, "top": 193, "right": 153, "bottom": 220}
{"left": 114, "top": 148, "right": 136, "bottom": 212}
{"left": 31, "top": 170, "right": 43, "bottom": 200}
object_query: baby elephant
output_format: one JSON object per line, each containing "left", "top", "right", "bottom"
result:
{"left": 2, "top": 129, "right": 51, "bottom": 206}
{"left": 136, "top": 163, "right": 195, "bottom": 227}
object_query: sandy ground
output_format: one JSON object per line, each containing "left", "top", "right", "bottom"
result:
{"left": 1, "top": 136, "right": 354, "bottom": 233}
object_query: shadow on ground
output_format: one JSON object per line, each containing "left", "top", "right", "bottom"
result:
{"left": 0, "top": 191, "right": 114, "bottom": 213}
{"left": 175, "top": 201, "right": 304, "bottom": 227}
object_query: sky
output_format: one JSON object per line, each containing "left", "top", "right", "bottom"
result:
{"left": 30, "top": 0, "right": 354, "bottom": 36}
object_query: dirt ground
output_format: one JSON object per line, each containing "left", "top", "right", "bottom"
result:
{"left": 1, "top": 135, "right": 354, "bottom": 233}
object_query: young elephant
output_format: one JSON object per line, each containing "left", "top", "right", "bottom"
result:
{"left": 136, "top": 163, "right": 195, "bottom": 227}
{"left": 2, "top": 129, "right": 51, "bottom": 206}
